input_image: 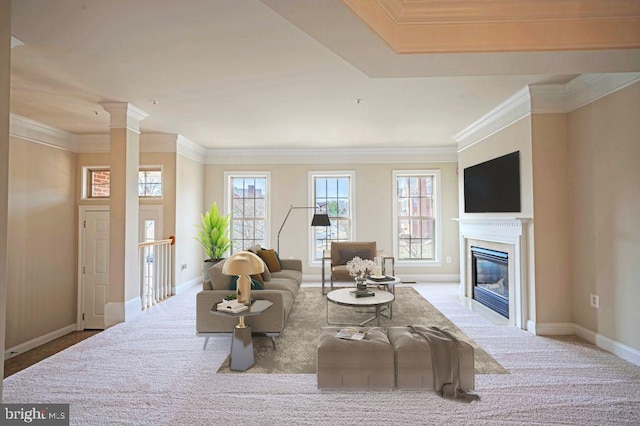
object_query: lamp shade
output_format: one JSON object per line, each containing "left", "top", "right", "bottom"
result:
{"left": 311, "top": 214, "right": 331, "bottom": 227}
{"left": 222, "top": 251, "right": 265, "bottom": 276}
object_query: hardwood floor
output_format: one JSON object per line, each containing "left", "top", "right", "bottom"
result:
{"left": 4, "top": 331, "right": 101, "bottom": 378}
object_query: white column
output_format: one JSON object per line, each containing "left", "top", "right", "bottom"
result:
{"left": 100, "top": 102, "right": 148, "bottom": 326}
{"left": 0, "top": 0, "right": 12, "bottom": 397}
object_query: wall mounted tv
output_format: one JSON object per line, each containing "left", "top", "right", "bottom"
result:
{"left": 464, "top": 151, "right": 521, "bottom": 213}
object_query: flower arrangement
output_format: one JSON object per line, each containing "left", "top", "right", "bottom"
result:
{"left": 346, "top": 256, "right": 377, "bottom": 281}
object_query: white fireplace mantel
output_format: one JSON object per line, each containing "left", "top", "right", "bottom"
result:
{"left": 455, "top": 217, "right": 533, "bottom": 331}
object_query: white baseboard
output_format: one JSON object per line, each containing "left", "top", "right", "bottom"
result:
{"left": 574, "top": 324, "right": 640, "bottom": 368}
{"left": 532, "top": 321, "right": 640, "bottom": 367}
{"left": 125, "top": 296, "right": 142, "bottom": 321}
{"left": 4, "top": 324, "right": 76, "bottom": 360}
{"left": 176, "top": 277, "right": 202, "bottom": 294}
{"left": 105, "top": 302, "right": 124, "bottom": 328}
{"left": 302, "top": 273, "right": 460, "bottom": 284}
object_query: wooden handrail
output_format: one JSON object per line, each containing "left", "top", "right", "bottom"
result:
{"left": 138, "top": 238, "right": 173, "bottom": 248}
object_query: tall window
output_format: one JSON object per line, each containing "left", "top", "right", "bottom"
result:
{"left": 393, "top": 170, "right": 440, "bottom": 262}
{"left": 227, "top": 173, "right": 269, "bottom": 253}
{"left": 84, "top": 167, "right": 162, "bottom": 199}
{"left": 310, "top": 172, "right": 355, "bottom": 261}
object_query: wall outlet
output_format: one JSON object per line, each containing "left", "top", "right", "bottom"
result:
{"left": 181, "top": 263, "right": 187, "bottom": 271}
{"left": 446, "top": 256, "right": 452, "bottom": 264}
{"left": 590, "top": 293, "right": 599, "bottom": 308}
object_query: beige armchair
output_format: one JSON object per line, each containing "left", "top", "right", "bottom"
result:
{"left": 324, "top": 241, "right": 377, "bottom": 293}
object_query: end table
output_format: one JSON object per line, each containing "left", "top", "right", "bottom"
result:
{"left": 211, "top": 299, "right": 273, "bottom": 371}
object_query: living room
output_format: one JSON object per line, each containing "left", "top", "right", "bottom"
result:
{"left": 2, "top": 1, "right": 640, "bottom": 423}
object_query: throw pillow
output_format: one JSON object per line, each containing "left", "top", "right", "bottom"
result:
{"left": 257, "top": 249, "right": 282, "bottom": 272}
{"left": 228, "top": 276, "right": 264, "bottom": 291}
{"left": 338, "top": 249, "right": 372, "bottom": 265}
{"left": 260, "top": 260, "right": 272, "bottom": 282}
{"left": 251, "top": 273, "right": 265, "bottom": 286}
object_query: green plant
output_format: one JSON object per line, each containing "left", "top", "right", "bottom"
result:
{"left": 224, "top": 293, "right": 237, "bottom": 301}
{"left": 195, "top": 202, "right": 231, "bottom": 259}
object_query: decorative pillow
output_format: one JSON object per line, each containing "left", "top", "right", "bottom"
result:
{"left": 228, "top": 276, "right": 264, "bottom": 290}
{"left": 260, "top": 261, "right": 272, "bottom": 282}
{"left": 338, "top": 249, "right": 372, "bottom": 265}
{"left": 246, "top": 245, "right": 262, "bottom": 254}
{"left": 257, "top": 249, "right": 282, "bottom": 272}
{"left": 251, "top": 273, "right": 265, "bottom": 286}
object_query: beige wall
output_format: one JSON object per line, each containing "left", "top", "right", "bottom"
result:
{"left": 458, "top": 116, "right": 534, "bottom": 219}
{"left": 531, "top": 114, "right": 572, "bottom": 324}
{"left": 175, "top": 154, "right": 204, "bottom": 286}
{"left": 205, "top": 161, "right": 460, "bottom": 277}
{"left": 568, "top": 81, "right": 640, "bottom": 350}
{"left": 6, "top": 137, "right": 77, "bottom": 348}
{"left": 1, "top": 0, "right": 11, "bottom": 396}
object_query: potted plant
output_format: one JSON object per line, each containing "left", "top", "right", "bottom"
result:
{"left": 195, "top": 202, "right": 232, "bottom": 277}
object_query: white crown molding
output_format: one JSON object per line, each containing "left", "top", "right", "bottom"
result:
{"left": 11, "top": 36, "right": 24, "bottom": 49}
{"left": 76, "top": 134, "right": 110, "bottom": 153}
{"left": 140, "top": 133, "right": 178, "bottom": 153}
{"left": 177, "top": 134, "right": 207, "bottom": 163}
{"left": 205, "top": 146, "right": 457, "bottom": 165}
{"left": 454, "top": 87, "right": 531, "bottom": 152}
{"left": 9, "top": 113, "right": 78, "bottom": 152}
{"left": 456, "top": 73, "right": 640, "bottom": 150}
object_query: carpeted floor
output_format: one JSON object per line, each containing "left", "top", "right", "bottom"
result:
{"left": 217, "top": 286, "right": 507, "bottom": 374}
{"left": 3, "top": 282, "right": 640, "bottom": 425}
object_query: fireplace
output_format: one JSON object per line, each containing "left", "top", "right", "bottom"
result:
{"left": 471, "top": 246, "right": 509, "bottom": 318}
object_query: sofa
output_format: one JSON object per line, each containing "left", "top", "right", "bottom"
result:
{"left": 196, "top": 251, "right": 303, "bottom": 350}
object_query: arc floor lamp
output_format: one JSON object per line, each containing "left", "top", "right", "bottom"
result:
{"left": 277, "top": 205, "right": 330, "bottom": 254}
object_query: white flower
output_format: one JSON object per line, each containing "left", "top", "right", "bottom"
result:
{"left": 346, "top": 256, "right": 377, "bottom": 278}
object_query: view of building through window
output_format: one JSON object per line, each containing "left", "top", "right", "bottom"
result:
{"left": 396, "top": 173, "right": 435, "bottom": 260}
{"left": 230, "top": 176, "right": 267, "bottom": 253}
{"left": 312, "top": 174, "right": 352, "bottom": 260}
{"left": 86, "top": 168, "right": 162, "bottom": 198}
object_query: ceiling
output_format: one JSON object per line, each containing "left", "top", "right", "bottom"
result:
{"left": 9, "top": 0, "right": 640, "bottom": 150}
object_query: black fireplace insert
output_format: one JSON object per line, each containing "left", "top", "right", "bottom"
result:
{"left": 471, "top": 246, "right": 509, "bottom": 318}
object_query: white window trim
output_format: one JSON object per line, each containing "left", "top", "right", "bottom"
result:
{"left": 392, "top": 169, "right": 442, "bottom": 267}
{"left": 308, "top": 170, "right": 356, "bottom": 266}
{"left": 224, "top": 171, "right": 272, "bottom": 251}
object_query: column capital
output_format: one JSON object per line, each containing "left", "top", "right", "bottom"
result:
{"left": 99, "top": 102, "right": 149, "bottom": 132}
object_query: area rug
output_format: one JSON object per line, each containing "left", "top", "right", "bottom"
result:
{"left": 217, "top": 286, "right": 508, "bottom": 374}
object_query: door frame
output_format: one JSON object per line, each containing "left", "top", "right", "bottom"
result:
{"left": 77, "top": 205, "right": 110, "bottom": 330}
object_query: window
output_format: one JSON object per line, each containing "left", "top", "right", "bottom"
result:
{"left": 87, "top": 168, "right": 110, "bottom": 198}
{"left": 83, "top": 167, "right": 162, "bottom": 199}
{"left": 226, "top": 173, "right": 270, "bottom": 253}
{"left": 138, "top": 168, "right": 162, "bottom": 198}
{"left": 310, "top": 171, "right": 355, "bottom": 261}
{"left": 393, "top": 170, "right": 440, "bottom": 263}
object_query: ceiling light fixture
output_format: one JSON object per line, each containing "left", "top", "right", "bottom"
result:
{"left": 151, "top": 100, "right": 159, "bottom": 105}
{"left": 355, "top": 98, "right": 363, "bottom": 104}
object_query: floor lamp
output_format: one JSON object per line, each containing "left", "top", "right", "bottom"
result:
{"left": 277, "top": 205, "right": 331, "bottom": 254}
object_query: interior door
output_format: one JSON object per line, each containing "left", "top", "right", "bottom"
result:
{"left": 83, "top": 210, "right": 109, "bottom": 330}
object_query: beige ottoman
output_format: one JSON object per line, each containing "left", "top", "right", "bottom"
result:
{"left": 387, "top": 326, "right": 475, "bottom": 391}
{"left": 317, "top": 327, "right": 395, "bottom": 389}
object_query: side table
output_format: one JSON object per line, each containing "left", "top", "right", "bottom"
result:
{"left": 211, "top": 299, "right": 273, "bottom": 371}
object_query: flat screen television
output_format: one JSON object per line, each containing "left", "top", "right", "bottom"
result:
{"left": 464, "top": 151, "right": 521, "bottom": 213}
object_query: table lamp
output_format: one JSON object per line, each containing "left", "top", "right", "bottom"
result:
{"left": 222, "top": 251, "right": 265, "bottom": 305}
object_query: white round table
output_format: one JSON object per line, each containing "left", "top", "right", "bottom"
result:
{"left": 326, "top": 288, "right": 395, "bottom": 326}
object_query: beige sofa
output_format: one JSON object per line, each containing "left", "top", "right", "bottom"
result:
{"left": 196, "top": 256, "right": 302, "bottom": 349}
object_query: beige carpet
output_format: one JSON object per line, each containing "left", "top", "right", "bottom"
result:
{"left": 217, "top": 286, "right": 508, "bottom": 374}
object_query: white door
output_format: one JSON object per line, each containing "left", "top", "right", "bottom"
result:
{"left": 83, "top": 210, "right": 109, "bottom": 329}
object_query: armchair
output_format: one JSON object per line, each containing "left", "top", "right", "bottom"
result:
{"left": 322, "top": 241, "right": 377, "bottom": 294}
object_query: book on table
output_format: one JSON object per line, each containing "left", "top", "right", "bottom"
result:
{"left": 366, "top": 275, "right": 395, "bottom": 282}
{"left": 336, "top": 328, "right": 365, "bottom": 341}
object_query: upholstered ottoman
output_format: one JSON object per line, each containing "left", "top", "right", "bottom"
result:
{"left": 317, "top": 327, "right": 395, "bottom": 389}
{"left": 387, "top": 326, "right": 475, "bottom": 391}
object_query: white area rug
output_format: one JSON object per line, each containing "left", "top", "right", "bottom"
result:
{"left": 3, "top": 283, "right": 640, "bottom": 425}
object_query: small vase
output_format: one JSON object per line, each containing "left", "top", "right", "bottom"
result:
{"left": 355, "top": 276, "right": 367, "bottom": 291}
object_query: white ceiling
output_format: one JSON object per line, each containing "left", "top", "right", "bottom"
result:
{"left": 9, "top": 0, "right": 640, "bottom": 150}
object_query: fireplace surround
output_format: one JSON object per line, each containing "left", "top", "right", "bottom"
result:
{"left": 457, "top": 218, "right": 531, "bottom": 330}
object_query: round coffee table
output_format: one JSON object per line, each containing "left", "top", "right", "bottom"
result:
{"left": 365, "top": 276, "right": 401, "bottom": 319}
{"left": 326, "top": 288, "right": 395, "bottom": 326}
